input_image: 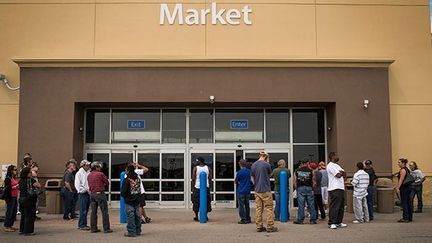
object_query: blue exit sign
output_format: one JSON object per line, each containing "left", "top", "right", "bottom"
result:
{"left": 127, "top": 120, "right": 145, "bottom": 129}
{"left": 230, "top": 119, "right": 248, "bottom": 129}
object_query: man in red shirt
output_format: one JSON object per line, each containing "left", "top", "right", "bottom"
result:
{"left": 87, "top": 161, "right": 112, "bottom": 233}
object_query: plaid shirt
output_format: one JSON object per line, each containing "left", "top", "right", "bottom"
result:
{"left": 87, "top": 170, "right": 109, "bottom": 193}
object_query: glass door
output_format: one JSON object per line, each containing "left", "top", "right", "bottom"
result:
{"left": 214, "top": 151, "right": 236, "bottom": 208}
{"left": 160, "top": 150, "right": 186, "bottom": 207}
{"left": 136, "top": 151, "right": 160, "bottom": 206}
{"left": 110, "top": 151, "right": 134, "bottom": 202}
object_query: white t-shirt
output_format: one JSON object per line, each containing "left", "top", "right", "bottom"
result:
{"left": 327, "top": 162, "right": 345, "bottom": 191}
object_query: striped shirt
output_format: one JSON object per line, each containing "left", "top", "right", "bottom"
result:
{"left": 351, "top": 170, "right": 370, "bottom": 198}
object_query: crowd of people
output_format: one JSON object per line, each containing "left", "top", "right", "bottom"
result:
{"left": 1, "top": 151, "right": 427, "bottom": 236}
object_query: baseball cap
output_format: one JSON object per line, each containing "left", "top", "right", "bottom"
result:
{"left": 80, "top": 160, "right": 91, "bottom": 167}
{"left": 309, "top": 162, "right": 318, "bottom": 169}
{"left": 318, "top": 161, "right": 326, "bottom": 169}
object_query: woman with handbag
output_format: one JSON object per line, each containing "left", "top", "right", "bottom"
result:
{"left": 395, "top": 158, "right": 413, "bottom": 223}
{"left": 3, "top": 165, "right": 19, "bottom": 232}
{"left": 18, "top": 167, "right": 41, "bottom": 235}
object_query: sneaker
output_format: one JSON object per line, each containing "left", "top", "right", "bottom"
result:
{"left": 104, "top": 229, "right": 113, "bottom": 233}
{"left": 293, "top": 221, "right": 303, "bottom": 225}
{"left": 36, "top": 210, "right": 39, "bottom": 214}
{"left": 141, "top": 219, "right": 147, "bottom": 224}
{"left": 329, "top": 224, "right": 337, "bottom": 229}
{"left": 4, "top": 227, "right": 16, "bottom": 232}
{"left": 91, "top": 229, "right": 101, "bottom": 233}
{"left": 266, "top": 227, "right": 278, "bottom": 233}
{"left": 17, "top": 211, "right": 21, "bottom": 215}
{"left": 352, "top": 220, "right": 362, "bottom": 224}
{"left": 79, "top": 226, "right": 91, "bottom": 231}
{"left": 256, "top": 227, "right": 266, "bottom": 232}
{"left": 238, "top": 220, "right": 247, "bottom": 224}
{"left": 124, "top": 232, "right": 136, "bottom": 237}
{"left": 144, "top": 217, "right": 152, "bottom": 223}
{"left": 337, "top": 223, "right": 347, "bottom": 228}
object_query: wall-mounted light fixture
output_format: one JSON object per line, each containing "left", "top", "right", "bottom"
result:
{"left": 363, "top": 99, "right": 370, "bottom": 109}
{"left": 0, "top": 74, "right": 20, "bottom": 91}
{"left": 209, "top": 95, "right": 215, "bottom": 104}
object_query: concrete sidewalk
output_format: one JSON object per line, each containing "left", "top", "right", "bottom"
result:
{"left": 0, "top": 208, "right": 431, "bottom": 243}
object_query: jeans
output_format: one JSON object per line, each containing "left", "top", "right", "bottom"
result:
{"left": 328, "top": 189, "right": 345, "bottom": 225}
{"left": 255, "top": 192, "right": 274, "bottom": 229}
{"left": 125, "top": 203, "right": 141, "bottom": 236}
{"left": 353, "top": 196, "right": 369, "bottom": 222}
{"left": 296, "top": 186, "right": 316, "bottom": 223}
{"left": 237, "top": 193, "right": 251, "bottom": 223}
{"left": 4, "top": 197, "right": 18, "bottom": 227}
{"left": 274, "top": 191, "right": 290, "bottom": 220}
{"left": 400, "top": 186, "right": 413, "bottom": 221}
{"left": 90, "top": 192, "right": 111, "bottom": 231}
{"left": 410, "top": 185, "right": 423, "bottom": 211}
{"left": 366, "top": 185, "right": 374, "bottom": 219}
{"left": 61, "top": 188, "right": 77, "bottom": 219}
{"left": 78, "top": 193, "right": 91, "bottom": 228}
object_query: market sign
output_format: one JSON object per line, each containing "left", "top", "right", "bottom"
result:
{"left": 230, "top": 119, "right": 249, "bottom": 129}
{"left": 160, "top": 2, "right": 252, "bottom": 25}
{"left": 127, "top": 120, "right": 145, "bottom": 129}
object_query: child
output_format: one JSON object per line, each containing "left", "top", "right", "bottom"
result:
{"left": 121, "top": 165, "right": 142, "bottom": 237}
{"left": 235, "top": 159, "right": 251, "bottom": 224}
{"left": 351, "top": 162, "right": 370, "bottom": 223}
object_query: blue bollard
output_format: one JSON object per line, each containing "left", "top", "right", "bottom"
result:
{"left": 120, "top": 171, "right": 126, "bottom": 224}
{"left": 199, "top": 171, "right": 207, "bottom": 224}
{"left": 280, "top": 170, "right": 288, "bottom": 223}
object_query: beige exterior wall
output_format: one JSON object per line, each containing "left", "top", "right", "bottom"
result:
{"left": 0, "top": 1, "right": 431, "bottom": 178}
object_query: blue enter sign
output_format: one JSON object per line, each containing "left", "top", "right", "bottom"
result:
{"left": 230, "top": 119, "right": 248, "bottom": 129}
{"left": 127, "top": 120, "right": 145, "bottom": 129}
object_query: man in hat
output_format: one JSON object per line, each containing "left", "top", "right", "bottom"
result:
{"left": 74, "top": 160, "right": 92, "bottom": 230}
{"left": 87, "top": 161, "right": 112, "bottom": 233}
{"left": 191, "top": 157, "right": 212, "bottom": 222}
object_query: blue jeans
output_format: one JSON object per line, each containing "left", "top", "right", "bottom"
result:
{"left": 78, "top": 193, "right": 90, "bottom": 228}
{"left": 4, "top": 197, "right": 18, "bottom": 227}
{"left": 366, "top": 185, "right": 374, "bottom": 219}
{"left": 410, "top": 185, "right": 423, "bottom": 211}
{"left": 296, "top": 186, "right": 316, "bottom": 223}
{"left": 125, "top": 203, "right": 141, "bottom": 236}
{"left": 237, "top": 193, "right": 251, "bottom": 223}
{"left": 61, "top": 188, "right": 76, "bottom": 219}
{"left": 274, "top": 191, "right": 290, "bottom": 220}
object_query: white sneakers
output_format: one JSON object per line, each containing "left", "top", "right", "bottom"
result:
{"left": 329, "top": 223, "right": 348, "bottom": 229}
{"left": 352, "top": 220, "right": 362, "bottom": 224}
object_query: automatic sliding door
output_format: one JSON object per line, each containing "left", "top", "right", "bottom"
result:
{"left": 161, "top": 152, "right": 185, "bottom": 207}
{"left": 110, "top": 152, "right": 134, "bottom": 201}
{"left": 137, "top": 152, "right": 160, "bottom": 205}
{"left": 215, "top": 152, "right": 236, "bottom": 208}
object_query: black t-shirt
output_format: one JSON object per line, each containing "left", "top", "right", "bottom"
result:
{"left": 19, "top": 178, "right": 37, "bottom": 198}
{"left": 295, "top": 166, "right": 313, "bottom": 187}
{"left": 364, "top": 167, "right": 378, "bottom": 186}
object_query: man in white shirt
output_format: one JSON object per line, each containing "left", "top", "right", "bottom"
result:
{"left": 326, "top": 152, "right": 347, "bottom": 229}
{"left": 74, "top": 160, "right": 91, "bottom": 230}
{"left": 351, "top": 162, "right": 370, "bottom": 224}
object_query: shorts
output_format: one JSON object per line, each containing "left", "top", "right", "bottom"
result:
{"left": 139, "top": 194, "right": 146, "bottom": 207}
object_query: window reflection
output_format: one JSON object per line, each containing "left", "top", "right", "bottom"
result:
{"left": 86, "top": 110, "right": 110, "bottom": 143}
{"left": 190, "top": 110, "right": 213, "bottom": 143}
{"left": 293, "top": 109, "right": 325, "bottom": 143}
{"left": 138, "top": 153, "right": 160, "bottom": 179}
{"left": 215, "top": 153, "right": 235, "bottom": 179}
{"left": 266, "top": 110, "right": 290, "bottom": 143}
{"left": 162, "top": 153, "right": 184, "bottom": 179}
{"left": 162, "top": 110, "right": 186, "bottom": 143}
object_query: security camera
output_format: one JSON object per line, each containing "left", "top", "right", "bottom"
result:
{"left": 237, "top": 144, "right": 242, "bottom": 148}
{"left": 363, "top": 99, "right": 369, "bottom": 109}
{"left": 209, "top": 95, "right": 215, "bottom": 104}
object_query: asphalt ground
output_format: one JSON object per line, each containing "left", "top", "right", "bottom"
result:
{"left": 0, "top": 207, "right": 431, "bottom": 243}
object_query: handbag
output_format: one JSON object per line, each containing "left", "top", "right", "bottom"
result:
{"left": 402, "top": 170, "right": 415, "bottom": 186}
{"left": 26, "top": 179, "right": 39, "bottom": 198}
